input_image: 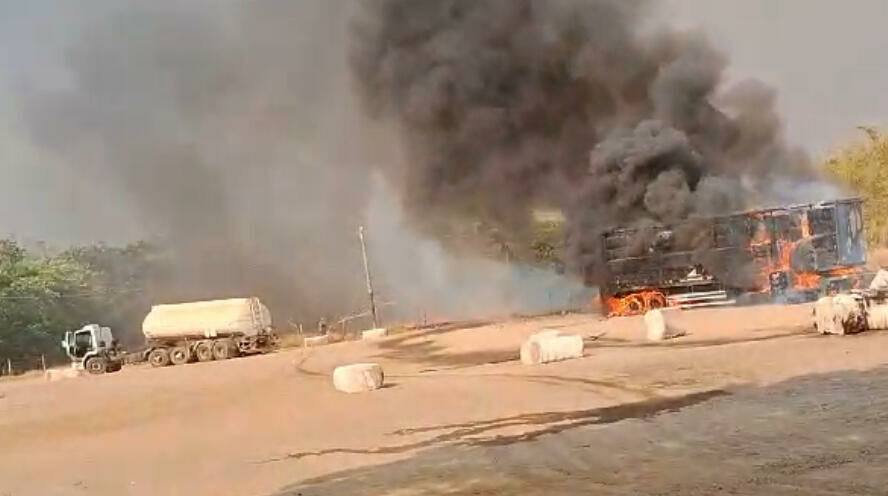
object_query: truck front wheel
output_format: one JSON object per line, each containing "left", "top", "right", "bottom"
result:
{"left": 148, "top": 348, "right": 171, "bottom": 367}
{"left": 85, "top": 357, "right": 108, "bottom": 375}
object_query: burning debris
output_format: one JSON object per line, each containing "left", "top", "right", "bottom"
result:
{"left": 597, "top": 198, "right": 869, "bottom": 317}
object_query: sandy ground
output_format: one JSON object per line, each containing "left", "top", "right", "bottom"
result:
{"left": 2, "top": 303, "right": 888, "bottom": 495}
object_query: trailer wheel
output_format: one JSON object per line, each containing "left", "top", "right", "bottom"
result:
{"left": 195, "top": 341, "right": 215, "bottom": 362}
{"left": 212, "top": 340, "right": 235, "bottom": 360}
{"left": 148, "top": 348, "right": 171, "bottom": 367}
{"left": 646, "top": 292, "right": 667, "bottom": 310}
{"left": 85, "top": 356, "right": 107, "bottom": 375}
{"left": 169, "top": 346, "right": 191, "bottom": 366}
{"left": 626, "top": 295, "right": 645, "bottom": 314}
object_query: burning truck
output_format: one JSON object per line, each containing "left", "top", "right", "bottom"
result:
{"left": 590, "top": 198, "right": 869, "bottom": 317}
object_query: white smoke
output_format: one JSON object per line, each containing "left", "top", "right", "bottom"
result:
{"left": 364, "top": 175, "right": 593, "bottom": 322}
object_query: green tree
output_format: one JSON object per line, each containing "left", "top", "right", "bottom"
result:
{"left": 0, "top": 241, "right": 92, "bottom": 364}
{"left": 822, "top": 126, "right": 888, "bottom": 247}
{"left": 0, "top": 240, "right": 159, "bottom": 369}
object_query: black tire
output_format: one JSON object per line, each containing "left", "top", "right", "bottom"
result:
{"left": 169, "top": 346, "right": 191, "bottom": 366}
{"left": 148, "top": 348, "right": 171, "bottom": 367}
{"left": 85, "top": 356, "right": 107, "bottom": 375}
{"left": 195, "top": 341, "right": 215, "bottom": 362}
{"left": 212, "top": 340, "right": 234, "bottom": 360}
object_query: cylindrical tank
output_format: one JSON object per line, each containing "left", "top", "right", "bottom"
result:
{"left": 142, "top": 297, "right": 272, "bottom": 341}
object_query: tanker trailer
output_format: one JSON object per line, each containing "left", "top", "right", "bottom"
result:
{"left": 142, "top": 297, "right": 277, "bottom": 367}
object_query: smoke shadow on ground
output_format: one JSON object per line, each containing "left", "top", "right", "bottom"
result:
{"left": 269, "top": 367, "right": 888, "bottom": 496}
{"left": 258, "top": 389, "right": 726, "bottom": 464}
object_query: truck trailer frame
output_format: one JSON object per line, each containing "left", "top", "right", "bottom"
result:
{"left": 595, "top": 198, "right": 869, "bottom": 316}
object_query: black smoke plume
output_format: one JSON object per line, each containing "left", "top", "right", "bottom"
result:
{"left": 16, "top": 0, "right": 838, "bottom": 329}
{"left": 349, "top": 0, "right": 829, "bottom": 282}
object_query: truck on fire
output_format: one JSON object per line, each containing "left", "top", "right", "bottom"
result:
{"left": 591, "top": 198, "right": 869, "bottom": 316}
{"left": 62, "top": 297, "right": 277, "bottom": 374}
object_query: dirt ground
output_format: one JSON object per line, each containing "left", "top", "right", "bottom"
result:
{"left": 3, "top": 303, "right": 888, "bottom": 495}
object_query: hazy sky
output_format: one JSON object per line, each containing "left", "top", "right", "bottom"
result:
{"left": 0, "top": 0, "right": 886, "bottom": 242}
{"left": 667, "top": 0, "right": 888, "bottom": 155}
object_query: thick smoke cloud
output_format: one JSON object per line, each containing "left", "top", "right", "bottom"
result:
{"left": 15, "top": 0, "right": 843, "bottom": 327}
{"left": 21, "top": 2, "right": 378, "bottom": 325}
{"left": 19, "top": 0, "right": 592, "bottom": 329}
{"left": 349, "top": 0, "right": 834, "bottom": 282}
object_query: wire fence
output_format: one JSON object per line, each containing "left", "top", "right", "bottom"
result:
{"left": 0, "top": 354, "right": 57, "bottom": 378}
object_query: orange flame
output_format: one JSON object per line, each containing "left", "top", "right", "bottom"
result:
{"left": 794, "top": 272, "right": 820, "bottom": 289}
{"left": 605, "top": 291, "right": 669, "bottom": 317}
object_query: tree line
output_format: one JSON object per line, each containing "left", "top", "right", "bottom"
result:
{"left": 823, "top": 127, "right": 888, "bottom": 247}
{"left": 0, "top": 241, "right": 156, "bottom": 372}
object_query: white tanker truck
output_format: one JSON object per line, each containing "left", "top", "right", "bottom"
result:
{"left": 62, "top": 297, "right": 277, "bottom": 374}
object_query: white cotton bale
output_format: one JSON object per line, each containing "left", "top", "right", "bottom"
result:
{"left": 644, "top": 309, "right": 686, "bottom": 341}
{"left": 332, "top": 363, "right": 384, "bottom": 393}
{"left": 813, "top": 296, "right": 838, "bottom": 334}
{"left": 361, "top": 328, "right": 388, "bottom": 339}
{"left": 870, "top": 269, "right": 888, "bottom": 290}
{"left": 865, "top": 302, "right": 888, "bottom": 330}
{"left": 813, "top": 294, "right": 866, "bottom": 335}
{"left": 303, "top": 335, "right": 330, "bottom": 347}
{"left": 520, "top": 331, "right": 584, "bottom": 365}
{"left": 519, "top": 330, "right": 561, "bottom": 365}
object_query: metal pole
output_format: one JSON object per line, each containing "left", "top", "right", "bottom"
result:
{"left": 41, "top": 354, "right": 47, "bottom": 372}
{"left": 358, "top": 226, "right": 380, "bottom": 329}
{"left": 6, "top": 358, "right": 11, "bottom": 376}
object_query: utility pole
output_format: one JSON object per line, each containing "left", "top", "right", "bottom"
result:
{"left": 358, "top": 226, "right": 380, "bottom": 329}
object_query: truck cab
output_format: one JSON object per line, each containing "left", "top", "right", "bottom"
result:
{"left": 61, "top": 324, "right": 123, "bottom": 374}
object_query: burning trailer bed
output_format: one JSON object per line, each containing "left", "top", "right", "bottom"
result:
{"left": 595, "top": 198, "right": 869, "bottom": 316}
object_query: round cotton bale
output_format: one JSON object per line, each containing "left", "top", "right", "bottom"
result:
{"left": 520, "top": 331, "right": 583, "bottom": 365}
{"left": 332, "top": 363, "right": 384, "bottom": 393}
{"left": 519, "top": 330, "right": 561, "bottom": 365}
{"left": 865, "top": 301, "right": 888, "bottom": 331}
{"left": 814, "top": 294, "right": 866, "bottom": 335}
{"left": 644, "top": 309, "right": 686, "bottom": 341}
{"left": 817, "top": 294, "right": 866, "bottom": 335}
